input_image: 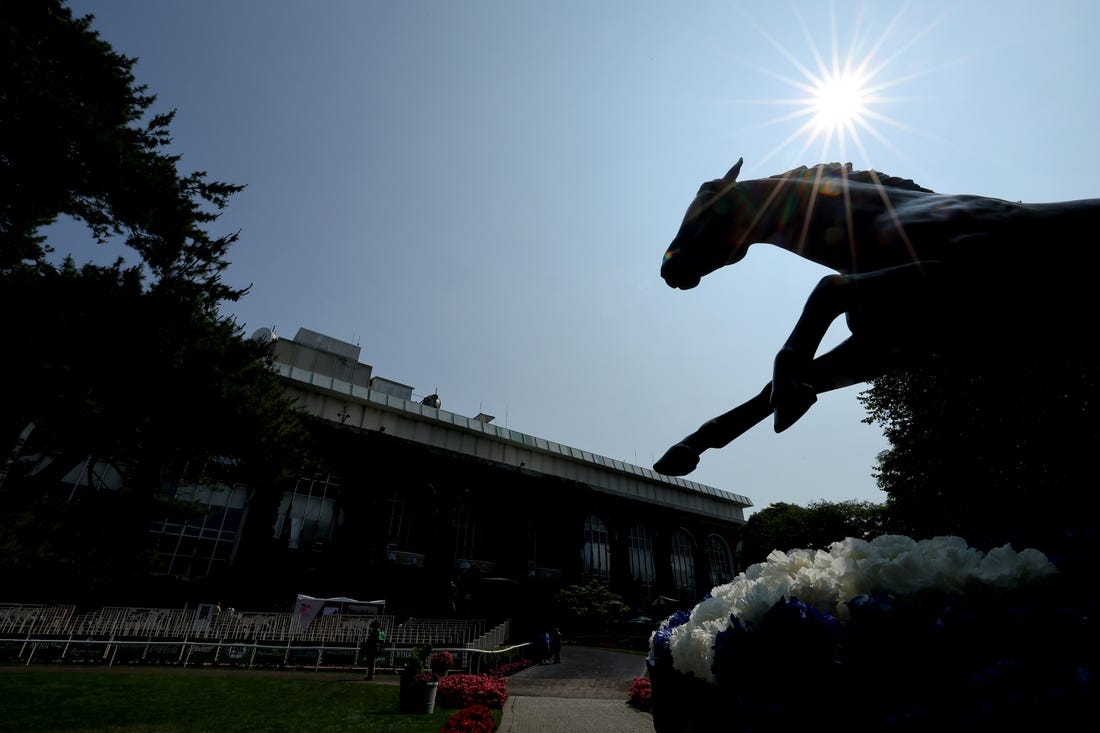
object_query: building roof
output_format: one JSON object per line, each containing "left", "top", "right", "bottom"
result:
{"left": 267, "top": 328, "right": 754, "bottom": 521}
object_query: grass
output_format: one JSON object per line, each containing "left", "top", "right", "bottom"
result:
{"left": 0, "top": 666, "right": 501, "bottom": 732}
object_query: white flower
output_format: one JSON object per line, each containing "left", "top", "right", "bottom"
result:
{"left": 978, "top": 544, "right": 1058, "bottom": 588}
{"left": 660, "top": 534, "right": 1058, "bottom": 683}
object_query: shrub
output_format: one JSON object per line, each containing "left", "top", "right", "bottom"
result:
{"left": 628, "top": 676, "right": 652, "bottom": 711}
{"left": 438, "top": 703, "right": 494, "bottom": 732}
{"left": 437, "top": 673, "right": 508, "bottom": 709}
{"left": 402, "top": 644, "right": 437, "bottom": 684}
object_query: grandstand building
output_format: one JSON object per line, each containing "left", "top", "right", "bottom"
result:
{"left": 65, "top": 325, "right": 748, "bottom": 624}
{"left": 161, "top": 327, "right": 752, "bottom": 622}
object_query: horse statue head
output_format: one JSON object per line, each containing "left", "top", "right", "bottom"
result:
{"left": 660, "top": 157, "right": 752, "bottom": 290}
{"left": 659, "top": 157, "right": 940, "bottom": 288}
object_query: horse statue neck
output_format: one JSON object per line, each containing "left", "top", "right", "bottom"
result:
{"left": 733, "top": 168, "right": 932, "bottom": 273}
{"left": 732, "top": 176, "right": 842, "bottom": 266}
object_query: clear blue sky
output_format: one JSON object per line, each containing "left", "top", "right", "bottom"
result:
{"left": 59, "top": 1, "right": 1100, "bottom": 517}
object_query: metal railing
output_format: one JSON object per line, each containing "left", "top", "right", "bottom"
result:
{"left": 0, "top": 603, "right": 511, "bottom": 672}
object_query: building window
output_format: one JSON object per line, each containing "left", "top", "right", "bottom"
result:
{"left": 628, "top": 524, "right": 656, "bottom": 591}
{"left": 527, "top": 510, "right": 539, "bottom": 572}
{"left": 705, "top": 534, "right": 734, "bottom": 588}
{"left": 273, "top": 472, "right": 339, "bottom": 550}
{"left": 387, "top": 492, "right": 409, "bottom": 553}
{"left": 583, "top": 513, "right": 611, "bottom": 582}
{"left": 670, "top": 529, "right": 696, "bottom": 602}
{"left": 150, "top": 482, "right": 247, "bottom": 578}
{"left": 452, "top": 497, "right": 481, "bottom": 562}
{"left": 57, "top": 455, "right": 126, "bottom": 501}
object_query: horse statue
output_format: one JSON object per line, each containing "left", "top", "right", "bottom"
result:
{"left": 653, "top": 157, "right": 1100, "bottom": 477}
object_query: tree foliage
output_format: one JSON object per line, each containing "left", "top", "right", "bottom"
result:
{"left": 739, "top": 499, "right": 888, "bottom": 568}
{"left": 0, "top": 1, "right": 312, "bottom": 598}
{"left": 860, "top": 355, "right": 1099, "bottom": 562}
{"left": 1, "top": 0, "right": 242, "bottom": 303}
{"left": 555, "top": 580, "right": 631, "bottom": 628}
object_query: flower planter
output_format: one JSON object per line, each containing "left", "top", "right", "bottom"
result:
{"left": 647, "top": 535, "right": 1094, "bottom": 733}
{"left": 398, "top": 680, "right": 438, "bottom": 714}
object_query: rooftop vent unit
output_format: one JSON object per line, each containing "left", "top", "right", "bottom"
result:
{"left": 473, "top": 413, "right": 495, "bottom": 424}
{"left": 421, "top": 393, "right": 441, "bottom": 408}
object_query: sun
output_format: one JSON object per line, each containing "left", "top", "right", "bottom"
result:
{"left": 734, "top": 3, "right": 940, "bottom": 165}
{"left": 810, "top": 70, "right": 870, "bottom": 134}
{"left": 783, "top": 56, "right": 886, "bottom": 162}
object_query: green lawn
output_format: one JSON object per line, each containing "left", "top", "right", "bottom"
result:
{"left": 0, "top": 667, "right": 498, "bottom": 732}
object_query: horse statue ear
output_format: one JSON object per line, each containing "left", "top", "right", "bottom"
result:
{"left": 723, "top": 158, "right": 744, "bottom": 183}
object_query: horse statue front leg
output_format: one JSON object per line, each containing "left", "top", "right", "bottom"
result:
{"left": 771, "top": 274, "right": 850, "bottom": 432}
{"left": 653, "top": 336, "right": 907, "bottom": 476}
{"left": 653, "top": 385, "right": 772, "bottom": 476}
{"left": 655, "top": 274, "right": 857, "bottom": 476}
{"left": 655, "top": 262, "right": 946, "bottom": 476}
{"left": 771, "top": 263, "right": 946, "bottom": 432}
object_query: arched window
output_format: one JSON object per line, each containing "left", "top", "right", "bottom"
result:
{"left": 628, "top": 525, "right": 656, "bottom": 589}
{"left": 583, "top": 513, "right": 611, "bottom": 581}
{"left": 669, "top": 529, "right": 696, "bottom": 601}
{"left": 705, "top": 534, "right": 734, "bottom": 588}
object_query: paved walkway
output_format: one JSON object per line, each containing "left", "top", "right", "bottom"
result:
{"left": 497, "top": 645, "right": 654, "bottom": 733}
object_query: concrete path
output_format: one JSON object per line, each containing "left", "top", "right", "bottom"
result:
{"left": 497, "top": 645, "right": 654, "bottom": 733}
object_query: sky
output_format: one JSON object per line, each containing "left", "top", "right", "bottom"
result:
{"left": 57, "top": 0, "right": 1100, "bottom": 517}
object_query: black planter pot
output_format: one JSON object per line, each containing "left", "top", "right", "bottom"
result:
{"left": 398, "top": 680, "right": 438, "bottom": 714}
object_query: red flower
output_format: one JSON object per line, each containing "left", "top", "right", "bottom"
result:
{"left": 487, "top": 658, "right": 535, "bottom": 676}
{"left": 628, "top": 677, "right": 652, "bottom": 711}
{"left": 439, "top": 704, "right": 494, "bottom": 732}
{"left": 430, "top": 650, "right": 455, "bottom": 675}
{"left": 437, "top": 673, "right": 509, "bottom": 709}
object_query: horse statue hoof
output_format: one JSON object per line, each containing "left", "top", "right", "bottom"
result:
{"left": 772, "top": 384, "right": 817, "bottom": 433}
{"left": 653, "top": 443, "right": 700, "bottom": 476}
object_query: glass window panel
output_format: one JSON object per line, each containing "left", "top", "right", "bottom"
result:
{"left": 583, "top": 513, "right": 611, "bottom": 582}
{"left": 629, "top": 525, "right": 656, "bottom": 585}
{"left": 670, "top": 530, "right": 696, "bottom": 602}
{"left": 271, "top": 473, "right": 339, "bottom": 549}
{"left": 705, "top": 534, "right": 735, "bottom": 588}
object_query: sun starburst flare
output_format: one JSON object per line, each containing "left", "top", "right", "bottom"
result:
{"left": 730, "top": 3, "right": 945, "bottom": 167}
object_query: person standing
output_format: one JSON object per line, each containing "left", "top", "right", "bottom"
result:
{"left": 536, "top": 629, "right": 551, "bottom": 664}
{"left": 550, "top": 627, "right": 562, "bottom": 664}
{"left": 363, "top": 620, "right": 384, "bottom": 680}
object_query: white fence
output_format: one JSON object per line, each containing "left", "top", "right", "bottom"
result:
{"left": 0, "top": 603, "right": 511, "bottom": 671}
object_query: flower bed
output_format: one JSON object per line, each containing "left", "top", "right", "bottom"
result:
{"left": 439, "top": 703, "right": 494, "bottom": 732}
{"left": 648, "top": 535, "right": 1094, "bottom": 732}
{"left": 436, "top": 673, "right": 508, "bottom": 709}
{"left": 487, "top": 658, "right": 535, "bottom": 677}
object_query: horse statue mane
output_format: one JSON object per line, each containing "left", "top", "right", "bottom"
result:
{"left": 770, "top": 162, "right": 935, "bottom": 194}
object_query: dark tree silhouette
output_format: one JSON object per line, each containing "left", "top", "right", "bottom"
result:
{"left": 860, "top": 356, "right": 1099, "bottom": 568}
{"left": 0, "top": 1, "right": 312, "bottom": 600}
{"left": 739, "top": 500, "right": 888, "bottom": 569}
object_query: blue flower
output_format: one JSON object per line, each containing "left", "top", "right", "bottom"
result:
{"left": 649, "top": 610, "right": 691, "bottom": 664}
